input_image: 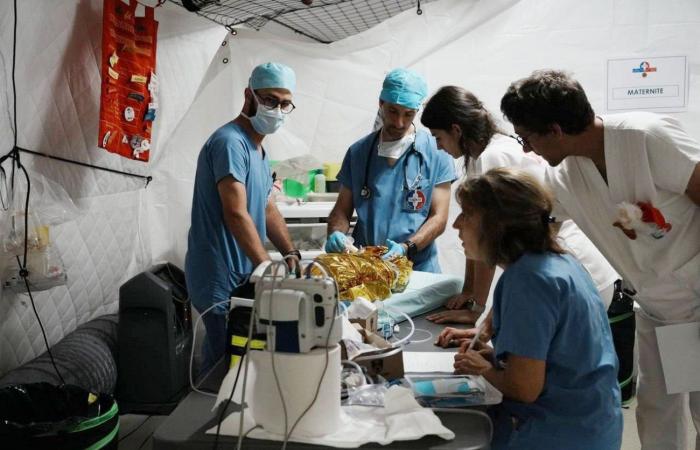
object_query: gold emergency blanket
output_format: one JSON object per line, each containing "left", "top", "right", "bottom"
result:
{"left": 312, "top": 246, "right": 412, "bottom": 301}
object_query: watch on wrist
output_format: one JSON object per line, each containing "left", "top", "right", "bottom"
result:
{"left": 404, "top": 240, "right": 418, "bottom": 260}
{"left": 284, "top": 249, "right": 302, "bottom": 260}
{"left": 464, "top": 298, "right": 485, "bottom": 314}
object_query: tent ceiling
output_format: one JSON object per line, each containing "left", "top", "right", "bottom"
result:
{"left": 168, "top": 0, "right": 436, "bottom": 43}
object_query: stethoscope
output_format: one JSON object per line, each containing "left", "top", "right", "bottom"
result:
{"left": 360, "top": 130, "right": 425, "bottom": 200}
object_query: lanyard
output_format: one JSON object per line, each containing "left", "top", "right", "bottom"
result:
{"left": 360, "top": 130, "right": 424, "bottom": 199}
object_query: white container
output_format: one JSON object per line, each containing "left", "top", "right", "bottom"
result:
{"left": 251, "top": 345, "right": 342, "bottom": 437}
{"left": 313, "top": 173, "right": 327, "bottom": 193}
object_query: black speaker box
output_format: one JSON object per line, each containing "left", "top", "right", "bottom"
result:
{"left": 116, "top": 263, "right": 192, "bottom": 414}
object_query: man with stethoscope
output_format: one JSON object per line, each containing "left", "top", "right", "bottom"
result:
{"left": 326, "top": 68, "right": 456, "bottom": 272}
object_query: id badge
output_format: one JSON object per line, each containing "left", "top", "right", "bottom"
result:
{"left": 404, "top": 189, "right": 426, "bottom": 212}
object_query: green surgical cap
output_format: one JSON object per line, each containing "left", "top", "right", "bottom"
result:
{"left": 379, "top": 68, "right": 428, "bottom": 110}
{"left": 250, "top": 62, "right": 296, "bottom": 93}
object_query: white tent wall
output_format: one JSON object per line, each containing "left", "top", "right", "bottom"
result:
{"left": 0, "top": 0, "right": 225, "bottom": 375}
{"left": 1, "top": 0, "right": 699, "bottom": 376}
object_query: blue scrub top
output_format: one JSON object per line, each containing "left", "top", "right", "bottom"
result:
{"left": 185, "top": 122, "right": 272, "bottom": 315}
{"left": 337, "top": 129, "right": 455, "bottom": 272}
{"left": 491, "top": 252, "right": 622, "bottom": 450}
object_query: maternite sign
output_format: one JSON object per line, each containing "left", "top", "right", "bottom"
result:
{"left": 606, "top": 56, "right": 688, "bottom": 112}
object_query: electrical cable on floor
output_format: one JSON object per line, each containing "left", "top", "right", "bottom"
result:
{"left": 137, "top": 429, "right": 157, "bottom": 449}
{"left": 117, "top": 416, "right": 152, "bottom": 443}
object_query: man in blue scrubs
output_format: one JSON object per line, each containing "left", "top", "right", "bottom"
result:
{"left": 185, "top": 62, "right": 300, "bottom": 373}
{"left": 326, "top": 68, "right": 456, "bottom": 272}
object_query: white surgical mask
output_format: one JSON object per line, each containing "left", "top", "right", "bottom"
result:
{"left": 378, "top": 130, "right": 415, "bottom": 159}
{"left": 242, "top": 93, "right": 287, "bottom": 135}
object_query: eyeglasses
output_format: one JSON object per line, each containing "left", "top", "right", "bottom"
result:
{"left": 254, "top": 92, "right": 296, "bottom": 114}
{"left": 512, "top": 133, "right": 534, "bottom": 148}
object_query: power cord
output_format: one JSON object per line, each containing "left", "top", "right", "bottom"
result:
{"left": 1, "top": 0, "right": 65, "bottom": 386}
{"left": 282, "top": 260, "right": 340, "bottom": 449}
{"left": 18, "top": 257, "right": 66, "bottom": 385}
{"left": 379, "top": 304, "right": 416, "bottom": 347}
{"left": 117, "top": 415, "right": 152, "bottom": 443}
{"left": 10, "top": 0, "right": 17, "bottom": 148}
{"left": 210, "top": 260, "right": 293, "bottom": 449}
{"left": 268, "top": 263, "right": 289, "bottom": 448}
{"left": 0, "top": 168, "right": 9, "bottom": 211}
{"left": 282, "top": 301, "right": 338, "bottom": 449}
{"left": 235, "top": 260, "right": 289, "bottom": 450}
{"left": 210, "top": 256, "right": 340, "bottom": 449}
{"left": 189, "top": 299, "right": 233, "bottom": 399}
{"left": 213, "top": 339, "right": 245, "bottom": 449}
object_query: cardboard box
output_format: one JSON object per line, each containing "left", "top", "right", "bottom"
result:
{"left": 349, "top": 308, "right": 378, "bottom": 334}
{"left": 341, "top": 325, "right": 404, "bottom": 380}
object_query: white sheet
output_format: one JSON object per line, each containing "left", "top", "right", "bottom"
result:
{"left": 209, "top": 385, "right": 455, "bottom": 448}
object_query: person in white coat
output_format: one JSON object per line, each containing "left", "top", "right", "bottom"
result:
{"left": 500, "top": 69, "right": 700, "bottom": 450}
{"left": 419, "top": 86, "right": 618, "bottom": 333}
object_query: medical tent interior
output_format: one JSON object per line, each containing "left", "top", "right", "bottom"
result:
{"left": 0, "top": 0, "right": 699, "bottom": 448}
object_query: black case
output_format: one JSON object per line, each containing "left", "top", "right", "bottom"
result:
{"left": 116, "top": 263, "right": 192, "bottom": 414}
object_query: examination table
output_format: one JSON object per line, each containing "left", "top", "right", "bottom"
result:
{"left": 152, "top": 304, "right": 492, "bottom": 450}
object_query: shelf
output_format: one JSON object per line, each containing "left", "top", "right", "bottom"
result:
{"left": 276, "top": 202, "right": 357, "bottom": 220}
{"left": 276, "top": 201, "right": 335, "bottom": 219}
{"left": 286, "top": 222, "right": 326, "bottom": 229}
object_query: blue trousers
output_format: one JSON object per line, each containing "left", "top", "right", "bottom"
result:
{"left": 198, "top": 309, "right": 227, "bottom": 377}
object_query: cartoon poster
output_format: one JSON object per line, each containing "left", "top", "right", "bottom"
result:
{"left": 98, "top": 0, "right": 158, "bottom": 162}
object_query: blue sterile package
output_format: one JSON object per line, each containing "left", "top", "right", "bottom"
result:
{"left": 408, "top": 375, "right": 486, "bottom": 408}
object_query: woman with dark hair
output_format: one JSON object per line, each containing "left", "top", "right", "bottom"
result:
{"left": 452, "top": 168, "right": 622, "bottom": 450}
{"left": 420, "top": 86, "right": 618, "bottom": 341}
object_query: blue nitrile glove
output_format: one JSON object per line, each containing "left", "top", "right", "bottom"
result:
{"left": 325, "top": 231, "right": 348, "bottom": 253}
{"left": 382, "top": 239, "right": 406, "bottom": 260}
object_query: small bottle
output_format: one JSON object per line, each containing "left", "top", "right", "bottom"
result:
{"left": 314, "top": 173, "right": 326, "bottom": 193}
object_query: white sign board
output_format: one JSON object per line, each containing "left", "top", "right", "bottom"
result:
{"left": 656, "top": 322, "right": 700, "bottom": 394}
{"left": 606, "top": 56, "right": 688, "bottom": 112}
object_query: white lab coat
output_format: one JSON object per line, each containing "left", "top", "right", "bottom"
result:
{"left": 545, "top": 112, "right": 700, "bottom": 450}
{"left": 467, "top": 134, "right": 619, "bottom": 307}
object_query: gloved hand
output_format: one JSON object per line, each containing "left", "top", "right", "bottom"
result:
{"left": 382, "top": 239, "right": 406, "bottom": 260}
{"left": 325, "top": 231, "right": 348, "bottom": 253}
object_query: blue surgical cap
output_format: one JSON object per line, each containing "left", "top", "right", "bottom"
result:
{"left": 250, "top": 62, "right": 296, "bottom": 93}
{"left": 379, "top": 68, "right": 428, "bottom": 110}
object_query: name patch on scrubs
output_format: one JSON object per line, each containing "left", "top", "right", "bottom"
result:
{"left": 404, "top": 189, "right": 426, "bottom": 211}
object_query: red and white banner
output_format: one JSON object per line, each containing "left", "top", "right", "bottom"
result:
{"left": 98, "top": 0, "right": 158, "bottom": 162}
